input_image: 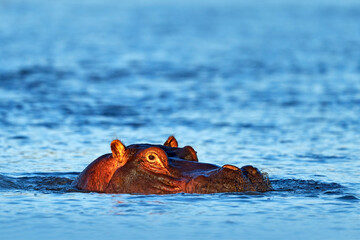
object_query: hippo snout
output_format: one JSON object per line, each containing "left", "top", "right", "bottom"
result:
{"left": 182, "top": 164, "right": 270, "bottom": 194}
{"left": 241, "top": 165, "right": 272, "bottom": 191}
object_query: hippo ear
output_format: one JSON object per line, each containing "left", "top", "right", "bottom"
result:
{"left": 110, "top": 140, "right": 126, "bottom": 165}
{"left": 183, "top": 146, "right": 198, "bottom": 162}
{"left": 164, "top": 136, "right": 178, "bottom": 148}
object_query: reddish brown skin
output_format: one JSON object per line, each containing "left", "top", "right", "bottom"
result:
{"left": 74, "top": 136, "right": 272, "bottom": 194}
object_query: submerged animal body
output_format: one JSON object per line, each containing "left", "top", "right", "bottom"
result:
{"left": 75, "top": 136, "right": 272, "bottom": 194}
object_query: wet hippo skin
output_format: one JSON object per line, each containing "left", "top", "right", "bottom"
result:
{"left": 74, "top": 136, "right": 272, "bottom": 194}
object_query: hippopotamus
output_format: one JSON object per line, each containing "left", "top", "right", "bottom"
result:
{"left": 74, "top": 136, "right": 272, "bottom": 194}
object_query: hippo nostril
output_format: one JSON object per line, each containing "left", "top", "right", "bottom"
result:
{"left": 222, "top": 164, "right": 240, "bottom": 171}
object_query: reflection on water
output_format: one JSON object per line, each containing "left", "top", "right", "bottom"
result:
{"left": 1, "top": 0, "right": 360, "bottom": 239}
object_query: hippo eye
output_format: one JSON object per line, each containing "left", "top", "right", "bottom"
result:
{"left": 143, "top": 148, "right": 169, "bottom": 171}
{"left": 147, "top": 154, "right": 156, "bottom": 162}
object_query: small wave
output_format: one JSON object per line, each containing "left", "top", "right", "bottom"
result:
{"left": 0, "top": 174, "right": 22, "bottom": 190}
{"left": 0, "top": 65, "right": 73, "bottom": 83}
{"left": 296, "top": 153, "right": 347, "bottom": 163}
{"left": 337, "top": 195, "right": 359, "bottom": 201}
{"left": 272, "top": 179, "right": 343, "bottom": 194}
{"left": 0, "top": 172, "right": 79, "bottom": 193}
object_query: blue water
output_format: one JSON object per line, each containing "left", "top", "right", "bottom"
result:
{"left": 1, "top": 0, "right": 360, "bottom": 239}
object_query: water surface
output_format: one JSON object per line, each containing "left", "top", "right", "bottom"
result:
{"left": 0, "top": 0, "right": 359, "bottom": 239}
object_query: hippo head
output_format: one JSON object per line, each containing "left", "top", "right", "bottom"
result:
{"left": 75, "top": 136, "right": 272, "bottom": 194}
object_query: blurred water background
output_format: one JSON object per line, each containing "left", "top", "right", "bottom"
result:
{"left": 0, "top": 0, "right": 359, "bottom": 239}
